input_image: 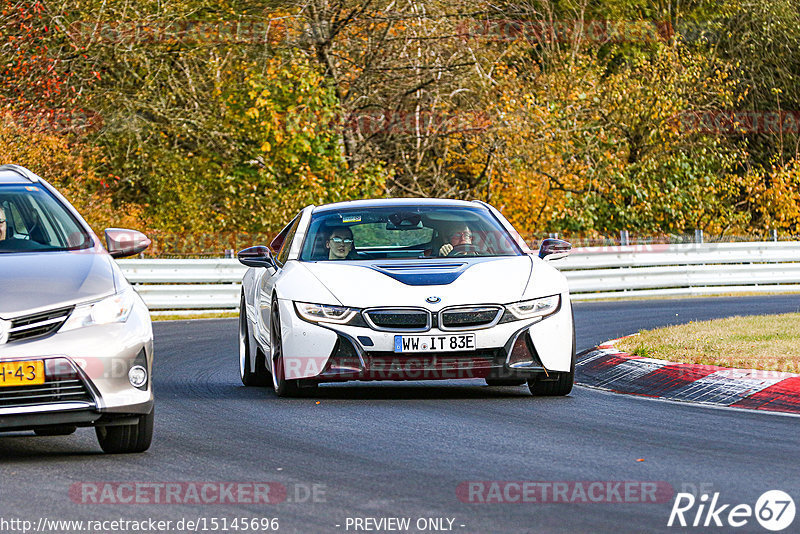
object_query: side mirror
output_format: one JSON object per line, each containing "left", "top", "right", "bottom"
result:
{"left": 238, "top": 246, "right": 277, "bottom": 269}
{"left": 538, "top": 238, "right": 571, "bottom": 261}
{"left": 105, "top": 228, "right": 151, "bottom": 258}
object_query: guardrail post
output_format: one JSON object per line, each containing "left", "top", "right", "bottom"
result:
{"left": 224, "top": 249, "right": 234, "bottom": 258}
{"left": 770, "top": 229, "right": 778, "bottom": 242}
{"left": 620, "top": 230, "right": 629, "bottom": 246}
{"left": 694, "top": 229, "right": 703, "bottom": 244}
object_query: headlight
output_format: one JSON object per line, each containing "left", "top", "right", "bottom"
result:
{"left": 60, "top": 289, "right": 137, "bottom": 332}
{"left": 294, "top": 302, "right": 359, "bottom": 324}
{"left": 505, "top": 295, "right": 560, "bottom": 320}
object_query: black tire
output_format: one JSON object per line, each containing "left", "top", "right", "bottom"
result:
{"left": 34, "top": 425, "right": 77, "bottom": 436}
{"left": 270, "top": 300, "right": 316, "bottom": 397}
{"left": 528, "top": 316, "right": 576, "bottom": 397}
{"left": 485, "top": 378, "right": 527, "bottom": 386}
{"left": 240, "top": 294, "right": 270, "bottom": 386}
{"left": 96, "top": 410, "right": 154, "bottom": 453}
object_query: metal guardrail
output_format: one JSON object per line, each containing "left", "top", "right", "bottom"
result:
{"left": 118, "top": 259, "right": 246, "bottom": 311}
{"left": 559, "top": 242, "right": 800, "bottom": 300}
{"left": 117, "top": 241, "right": 800, "bottom": 310}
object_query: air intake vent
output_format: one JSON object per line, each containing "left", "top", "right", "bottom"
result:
{"left": 363, "top": 308, "right": 431, "bottom": 332}
{"left": 8, "top": 307, "right": 73, "bottom": 343}
{"left": 370, "top": 263, "right": 469, "bottom": 286}
{"left": 439, "top": 306, "right": 503, "bottom": 330}
{"left": 0, "top": 358, "right": 94, "bottom": 408}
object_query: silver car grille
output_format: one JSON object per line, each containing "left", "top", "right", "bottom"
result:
{"left": 0, "top": 379, "right": 93, "bottom": 408}
{"left": 439, "top": 306, "right": 503, "bottom": 330}
{"left": 0, "top": 358, "right": 94, "bottom": 409}
{"left": 363, "top": 308, "right": 432, "bottom": 332}
{"left": 7, "top": 307, "right": 73, "bottom": 343}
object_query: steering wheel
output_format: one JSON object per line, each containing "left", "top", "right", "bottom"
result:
{"left": 447, "top": 243, "right": 480, "bottom": 257}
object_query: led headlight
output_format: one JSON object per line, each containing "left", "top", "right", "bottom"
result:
{"left": 506, "top": 295, "right": 560, "bottom": 320}
{"left": 294, "top": 302, "right": 359, "bottom": 324}
{"left": 60, "top": 289, "right": 137, "bottom": 332}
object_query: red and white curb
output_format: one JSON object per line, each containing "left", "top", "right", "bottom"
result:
{"left": 576, "top": 338, "right": 800, "bottom": 414}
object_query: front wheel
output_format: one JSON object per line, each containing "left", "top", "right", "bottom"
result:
{"left": 270, "top": 300, "right": 316, "bottom": 397}
{"left": 96, "top": 410, "right": 154, "bottom": 453}
{"left": 527, "top": 369, "right": 574, "bottom": 396}
{"left": 240, "top": 294, "right": 270, "bottom": 386}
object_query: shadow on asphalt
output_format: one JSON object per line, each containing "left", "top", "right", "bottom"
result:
{"left": 157, "top": 377, "right": 588, "bottom": 401}
{"left": 0, "top": 435, "right": 102, "bottom": 459}
{"left": 260, "top": 382, "right": 582, "bottom": 401}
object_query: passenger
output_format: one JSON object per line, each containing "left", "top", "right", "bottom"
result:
{"left": 326, "top": 226, "right": 356, "bottom": 260}
{"left": 438, "top": 222, "right": 473, "bottom": 256}
{"left": 0, "top": 205, "right": 7, "bottom": 241}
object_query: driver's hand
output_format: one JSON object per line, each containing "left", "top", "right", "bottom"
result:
{"left": 439, "top": 243, "right": 453, "bottom": 256}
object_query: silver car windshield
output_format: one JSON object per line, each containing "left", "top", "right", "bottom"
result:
{"left": 299, "top": 206, "right": 521, "bottom": 261}
{"left": 0, "top": 185, "right": 93, "bottom": 253}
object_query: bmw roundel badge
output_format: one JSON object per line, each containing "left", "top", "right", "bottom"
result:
{"left": 426, "top": 296, "right": 441, "bottom": 304}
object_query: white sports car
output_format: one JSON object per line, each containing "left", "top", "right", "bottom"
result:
{"left": 237, "top": 198, "right": 574, "bottom": 397}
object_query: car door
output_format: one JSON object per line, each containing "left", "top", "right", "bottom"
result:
{"left": 257, "top": 214, "right": 302, "bottom": 352}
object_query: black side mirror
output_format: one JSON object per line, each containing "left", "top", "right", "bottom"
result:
{"left": 105, "top": 228, "right": 151, "bottom": 258}
{"left": 238, "top": 246, "right": 278, "bottom": 269}
{"left": 538, "top": 238, "right": 571, "bottom": 261}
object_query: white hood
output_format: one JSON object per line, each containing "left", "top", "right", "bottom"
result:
{"left": 299, "top": 256, "right": 534, "bottom": 309}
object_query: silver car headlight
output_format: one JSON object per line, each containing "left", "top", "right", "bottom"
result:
{"left": 294, "top": 302, "right": 360, "bottom": 325}
{"left": 60, "top": 289, "right": 137, "bottom": 332}
{"left": 505, "top": 295, "right": 560, "bottom": 320}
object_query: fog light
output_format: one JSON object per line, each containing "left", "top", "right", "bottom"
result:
{"left": 128, "top": 365, "right": 147, "bottom": 388}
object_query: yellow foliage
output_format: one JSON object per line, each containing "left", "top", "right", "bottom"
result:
{"left": 0, "top": 121, "right": 148, "bottom": 236}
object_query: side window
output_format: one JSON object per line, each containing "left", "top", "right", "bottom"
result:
{"left": 7, "top": 202, "right": 29, "bottom": 237}
{"left": 275, "top": 217, "right": 301, "bottom": 267}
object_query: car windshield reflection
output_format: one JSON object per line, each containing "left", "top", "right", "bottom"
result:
{"left": 0, "top": 185, "right": 93, "bottom": 253}
{"left": 299, "top": 206, "right": 521, "bottom": 261}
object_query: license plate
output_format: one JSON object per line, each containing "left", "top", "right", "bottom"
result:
{"left": 394, "top": 333, "right": 476, "bottom": 353}
{"left": 0, "top": 360, "right": 45, "bottom": 387}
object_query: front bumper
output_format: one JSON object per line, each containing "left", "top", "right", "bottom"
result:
{"left": 0, "top": 298, "right": 153, "bottom": 430}
{"left": 276, "top": 293, "right": 573, "bottom": 381}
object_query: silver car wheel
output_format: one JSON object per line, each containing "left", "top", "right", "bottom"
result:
{"left": 238, "top": 308, "right": 247, "bottom": 380}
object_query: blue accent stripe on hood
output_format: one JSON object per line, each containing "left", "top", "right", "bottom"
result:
{"left": 369, "top": 262, "right": 470, "bottom": 286}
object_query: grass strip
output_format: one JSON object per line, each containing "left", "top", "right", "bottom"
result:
{"left": 614, "top": 313, "right": 800, "bottom": 373}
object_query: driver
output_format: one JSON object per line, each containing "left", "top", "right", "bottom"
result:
{"left": 438, "top": 223, "right": 473, "bottom": 256}
{"left": 326, "top": 226, "right": 356, "bottom": 260}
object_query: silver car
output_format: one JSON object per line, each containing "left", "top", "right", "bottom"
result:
{"left": 0, "top": 164, "right": 154, "bottom": 453}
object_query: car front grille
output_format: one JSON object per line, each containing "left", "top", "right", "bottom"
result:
{"left": 0, "top": 358, "right": 94, "bottom": 409}
{"left": 7, "top": 307, "right": 73, "bottom": 343}
{"left": 439, "top": 306, "right": 503, "bottom": 330}
{"left": 0, "top": 379, "right": 93, "bottom": 408}
{"left": 363, "top": 308, "right": 431, "bottom": 332}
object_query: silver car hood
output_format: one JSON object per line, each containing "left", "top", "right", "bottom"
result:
{"left": 0, "top": 252, "right": 116, "bottom": 318}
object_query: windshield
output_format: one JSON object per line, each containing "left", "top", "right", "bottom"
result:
{"left": 299, "top": 205, "right": 521, "bottom": 261}
{"left": 0, "top": 184, "right": 93, "bottom": 253}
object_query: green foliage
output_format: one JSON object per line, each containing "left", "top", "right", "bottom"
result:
{"left": 221, "top": 54, "right": 386, "bottom": 231}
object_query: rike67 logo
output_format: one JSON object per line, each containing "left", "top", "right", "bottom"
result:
{"left": 668, "top": 490, "right": 795, "bottom": 531}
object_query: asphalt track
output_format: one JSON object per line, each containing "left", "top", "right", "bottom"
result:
{"left": 1, "top": 295, "right": 799, "bottom": 534}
